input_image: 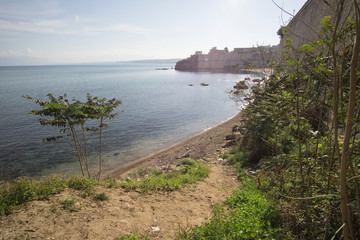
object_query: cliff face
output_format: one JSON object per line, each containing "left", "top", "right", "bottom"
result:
{"left": 175, "top": 46, "right": 275, "bottom": 72}
{"left": 280, "top": 0, "right": 355, "bottom": 49}
{"left": 174, "top": 55, "right": 199, "bottom": 71}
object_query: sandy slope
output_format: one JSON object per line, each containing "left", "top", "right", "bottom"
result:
{"left": 0, "top": 164, "right": 238, "bottom": 239}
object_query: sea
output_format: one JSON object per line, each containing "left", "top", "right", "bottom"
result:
{"left": 0, "top": 62, "right": 255, "bottom": 180}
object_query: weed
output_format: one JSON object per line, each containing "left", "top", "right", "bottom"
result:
{"left": 227, "top": 151, "right": 250, "bottom": 170}
{"left": 176, "top": 158, "right": 197, "bottom": 167}
{"left": 35, "top": 175, "right": 68, "bottom": 199}
{"left": 121, "top": 159, "right": 210, "bottom": 192}
{"left": 116, "top": 232, "right": 150, "bottom": 240}
{"left": 0, "top": 176, "right": 68, "bottom": 216}
{"left": 94, "top": 192, "right": 109, "bottom": 201}
{"left": 67, "top": 176, "right": 98, "bottom": 191}
{"left": 103, "top": 178, "right": 120, "bottom": 188}
{"left": 219, "top": 153, "right": 229, "bottom": 159}
{"left": 151, "top": 168, "right": 163, "bottom": 176}
{"left": 67, "top": 176, "right": 98, "bottom": 197}
{"left": 0, "top": 175, "right": 108, "bottom": 216}
{"left": 177, "top": 176, "right": 285, "bottom": 239}
{"left": 60, "top": 199, "right": 80, "bottom": 212}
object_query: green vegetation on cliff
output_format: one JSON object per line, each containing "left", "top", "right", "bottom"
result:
{"left": 228, "top": 11, "right": 360, "bottom": 239}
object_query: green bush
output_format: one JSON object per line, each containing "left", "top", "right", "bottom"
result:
{"left": 227, "top": 151, "right": 251, "bottom": 169}
{"left": 177, "top": 177, "right": 284, "bottom": 240}
{"left": 94, "top": 192, "right": 110, "bottom": 201}
{"left": 67, "top": 176, "right": 99, "bottom": 191}
{"left": 60, "top": 198, "right": 80, "bottom": 212}
{"left": 67, "top": 176, "right": 99, "bottom": 197}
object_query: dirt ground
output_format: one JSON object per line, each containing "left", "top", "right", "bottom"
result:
{"left": 0, "top": 113, "right": 244, "bottom": 240}
{"left": 0, "top": 164, "right": 239, "bottom": 240}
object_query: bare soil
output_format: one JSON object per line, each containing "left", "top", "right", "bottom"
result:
{"left": 0, "top": 113, "right": 244, "bottom": 240}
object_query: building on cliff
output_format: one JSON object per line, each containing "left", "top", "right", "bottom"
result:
{"left": 175, "top": 46, "right": 277, "bottom": 72}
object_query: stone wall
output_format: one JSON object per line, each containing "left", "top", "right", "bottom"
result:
{"left": 280, "top": 0, "right": 355, "bottom": 49}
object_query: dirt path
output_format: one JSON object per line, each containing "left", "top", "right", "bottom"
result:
{"left": 0, "top": 163, "right": 238, "bottom": 239}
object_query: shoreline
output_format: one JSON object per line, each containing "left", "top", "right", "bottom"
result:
{"left": 107, "top": 111, "right": 244, "bottom": 178}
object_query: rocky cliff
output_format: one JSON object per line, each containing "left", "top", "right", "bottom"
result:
{"left": 174, "top": 54, "right": 199, "bottom": 71}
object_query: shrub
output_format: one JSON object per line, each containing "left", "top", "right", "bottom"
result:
{"left": 67, "top": 176, "right": 99, "bottom": 196}
{"left": 227, "top": 151, "right": 251, "bottom": 169}
{"left": 60, "top": 198, "right": 80, "bottom": 212}
{"left": 94, "top": 192, "right": 110, "bottom": 201}
{"left": 177, "top": 176, "right": 285, "bottom": 240}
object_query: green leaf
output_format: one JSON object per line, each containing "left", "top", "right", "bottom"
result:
{"left": 43, "top": 103, "right": 67, "bottom": 109}
{"left": 299, "top": 44, "right": 314, "bottom": 53}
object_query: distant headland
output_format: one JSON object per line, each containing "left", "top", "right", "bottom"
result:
{"left": 175, "top": 46, "right": 277, "bottom": 72}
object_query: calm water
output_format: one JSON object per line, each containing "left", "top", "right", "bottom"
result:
{"left": 0, "top": 62, "right": 254, "bottom": 180}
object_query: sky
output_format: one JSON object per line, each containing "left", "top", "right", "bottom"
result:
{"left": 0, "top": 0, "right": 308, "bottom": 65}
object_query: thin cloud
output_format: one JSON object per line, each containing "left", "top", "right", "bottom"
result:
{"left": 0, "top": 0, "right": 72, "bottom": 34}
{"left": 0, "top": 1, "right": 154, "bottom": 36}
{"left": 106, "top": 24, "right": 155, "bottom": 35}
{"left": 0, "top": 48, "right": 36, "bottom": 57}
{"left": 80, "top": 23, "right": 155, "bottom": 36}
{"left": 0, "top": 17, "right": 154, "bottom": 36}
{"left": 0, "top": 19, "right": 75, "bottom": 34}
{"left": 0, "top": 0, "right": 63, "bottom": 19}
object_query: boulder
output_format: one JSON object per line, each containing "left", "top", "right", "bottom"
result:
{"left": 233, "top": 81, "right": 248, "bottom": 90}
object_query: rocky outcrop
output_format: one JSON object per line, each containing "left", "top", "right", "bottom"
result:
{"left": 174, "top": 55, "right": 199, "bottom": 71}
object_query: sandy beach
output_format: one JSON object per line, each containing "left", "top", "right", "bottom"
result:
{"left": 108, "top": 111, "right": 244, "bottom": 178}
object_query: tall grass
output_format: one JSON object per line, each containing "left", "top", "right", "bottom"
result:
{"left": 0, "top": 175, "right": 99, "bottom": 216}
{"left": 121, "top": 159, "right": 210, "bottom": 192}
{"left": 176, "top": 173, "right": 285, "bottom": 239}
{"left": 0, "top": 158, "right": 210, "bottom": 216}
